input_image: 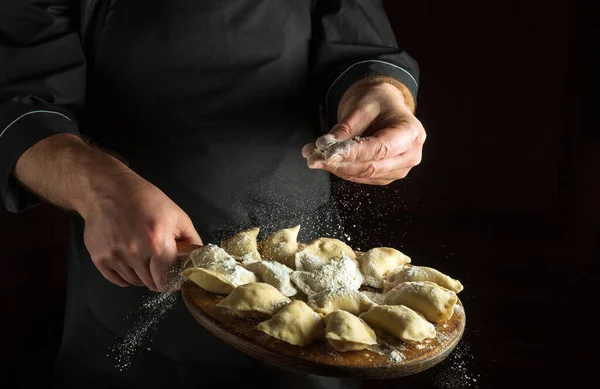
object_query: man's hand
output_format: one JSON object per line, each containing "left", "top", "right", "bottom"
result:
{"left": 15, "top": 134, "right": 202, "bottom": 291}
{"left": 82, "top": 171, "right": 202, "bottom": 291}
{"left": 302, "top": 77, "right": 426, "bottom": 185}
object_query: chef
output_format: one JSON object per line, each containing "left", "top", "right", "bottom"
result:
{"left": 0, "top": 0, "right": 426, "bottom": 387}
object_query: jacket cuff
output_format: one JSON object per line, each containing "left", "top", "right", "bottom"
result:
{"left": 0, "top": 109, "right": 80, "bottom": 212}
{"left": 324, "top": 60, "right": 419, "bottom": 127}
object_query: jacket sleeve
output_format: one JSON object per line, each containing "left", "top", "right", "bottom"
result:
{"left": 310, "top": 0, "right": 419, "bottom": 127}
{"left": 0, "top": 0, "right": 85, "bottom": 212}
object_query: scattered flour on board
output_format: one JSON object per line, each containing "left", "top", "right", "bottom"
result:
{"left": 366, "top": 329, "right": 407, "bottom": 364}
{"left": 388, "top": 349, "right": 404, "bottom": 363}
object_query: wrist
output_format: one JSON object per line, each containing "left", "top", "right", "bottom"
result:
{"left": 71, "top": 144, "right": 136, "bottom": 219}
{"left": 339, "top": 75, "right": 416, "bottom": 116}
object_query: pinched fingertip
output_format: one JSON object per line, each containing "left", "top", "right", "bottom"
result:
{"left": 302, "top": 143, "right": 316, "bottom": 158}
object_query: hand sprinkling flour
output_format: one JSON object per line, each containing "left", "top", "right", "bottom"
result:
{"left": 306, "top": 134, "right": 362, "bottom": 165}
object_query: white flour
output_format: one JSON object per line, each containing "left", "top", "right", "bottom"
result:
{"left": 366, "top": 330, "right": 406, "bottom": 364}
{"left": 312, "top": 134, "right": 360, "bottom": 161}
{"left": 109, "top": 291, "right": 178, "bottom": 371}
{"left": 434, "top": 339, "right": 480, "bottom": 388}
{"left": 307, "top": 286, "right": 373, "bottom": 314}
{"left": 244, "top": 260, "right": 297, "bottom": 297}
{"left": 190, "top": 246, "right": 257, "bottom": 287}
{"left": 388, "top": 349, "right": 404, "bottom": 363}
{"left": 295, "top": 252, "right": 328, "bottom": 271}
{"left": 290, "top": 255, "right": 363, "bottom": 296}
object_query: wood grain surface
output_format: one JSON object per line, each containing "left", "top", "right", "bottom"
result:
{"left": 180, "top": 281, "right": 466, "bottom": 379}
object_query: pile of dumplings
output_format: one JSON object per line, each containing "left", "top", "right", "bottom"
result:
{"left": 181, "top": 225, "right": 464, "bottom": 354}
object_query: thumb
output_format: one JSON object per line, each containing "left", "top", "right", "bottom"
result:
{"left": 327, "top": 101, "right": 382, "bottom": 142}
{"left": 176, "top": 215, "right": 203, "bottom": 246}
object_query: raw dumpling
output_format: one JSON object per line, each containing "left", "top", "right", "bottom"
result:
{"left": 244, "top": 260, "right": 297, "bottom": 297}
{"left": 361, "top": 290, "right": 387, "bottom": 305}
{"left": 257, "top": 300, "right": 324, "bottom": 346}
{"left": 257, "top": 225, "right": 300, "bottom": 268}
{"left": 383, "top": 265, "right": 463, "bottom": 293}
{"left": 384, "top": 281, "right": 457, "bottom": 323}
{"left": 357, "top": 247, "right": 411, "bottom": 288}
{"left": 295, "top": 237, "right": 356, "bottom": 270}
{"left": 291, "top": 255, "right": 363, "bottom": 297}
{"left": 324, "top": 310, "right": 377, "bottom": 352}
{"left": 294, "top": 252, "right": 328, "bottom": 272}
{"left": 180, "top": 244, "right": 257, "bottom": 294}
{"left": 360, "top": 305, "right": 436, "bottom": 343}
{"left": 185, "top": 244, "right": 234, "bottom": 268}
{"left": 216, "top": 282, "right": 290, "bottom": 317}
{"left": 308, "top": 287, "right": 374, "bottom": 315}
{"left": 221, "top": 227, "right": 261, "bottom": 262}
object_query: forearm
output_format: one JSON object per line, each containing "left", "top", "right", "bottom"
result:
{"left": 13, "top": 133, "right": 132, "bottom": 217}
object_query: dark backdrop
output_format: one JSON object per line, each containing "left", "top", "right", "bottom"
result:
{"left": 1, "top": 0, "right": 596, "bottom": 387}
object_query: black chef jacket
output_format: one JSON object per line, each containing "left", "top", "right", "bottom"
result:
{"left": 0, "top": 1, "right": 419, "bottom": 388}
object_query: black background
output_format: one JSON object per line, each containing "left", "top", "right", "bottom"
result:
{"left": 1, "top": 0, "right": 597, "bottom": 387}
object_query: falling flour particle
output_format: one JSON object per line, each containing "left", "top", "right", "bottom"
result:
{"left": 434, "top": 340, "right": 480, "bottom": 388}
{"left": 108, "top": 291, "right": 178, "bottom": 371}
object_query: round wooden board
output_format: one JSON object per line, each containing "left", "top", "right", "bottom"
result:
{"left": 180, "top": 281, "right": 466, "bottom": 379}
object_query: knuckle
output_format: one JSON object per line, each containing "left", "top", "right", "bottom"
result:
{"left": 360, "top": 162, "right": 378, "bottom": 178}
{"left": 93, "top": 254, "right": 112, "bottom": 267}
{"left": 409, "top": 153, "right": 423, "bottom": 167}
{"left": 334, "top": 122, "right": 354, "bottom": 138}
{"left": 374, "top": 139, "right": 390, "bottom": 160}
{"left": 125, "top": 243, "right": 139, "bottom": 258}
{"left": 145, "top": 218, "right": 162, "bottom": 236}
{"left": 335, "top": 171, "right": 354, "bottom": 182}
{"left": 110, "top": 245, "right": 127, "bottom": 258}
{"left": 339, "top": 173, "right": 352, "bottom": 181}
{"left": 104, "top": 270, "right": 128, "bottom": 287}
{"left": 146, "top": 229, "right": 166, "bottom": 253}
{"left": 110, "top": 243, "right": 139, "bottom": 260}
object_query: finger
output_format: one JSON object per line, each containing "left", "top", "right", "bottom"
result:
{"left": 317, "top": 150, "right": 422, "bottom": 179}
{"left": 328, "top": 102, "right": 381, "bottom": 141}
{"left": 307, "top": 103, "right": 381, "bottom": 160}
{"left": 109, "top": 244, "right": 151, "bottom": 288}
{"left": 341, "top": 124, "right": 424, "bottom": 163}
{"left": 149, "top": 239, "right": 178, "bottom": 291}
{"left": 129, "top": 258, "right": 158, "bottom": 291}
{"left": 177, "top": 216, "right": 203, "bottom": 246}
{"left": 306, "top": 150, "right": 343, "bottom": 168}
{"left": 114, "top": 262, "right": 145, "bottom": 287}
{"left": 98, "top": 266, "right": 130, "bottom": 287}
{"left": 302, "top": 143, "right": 316, "bottom": 158}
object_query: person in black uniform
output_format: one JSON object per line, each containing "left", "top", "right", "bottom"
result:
{"left": 0, "top": 1, "right": 426, "bottom": 388}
